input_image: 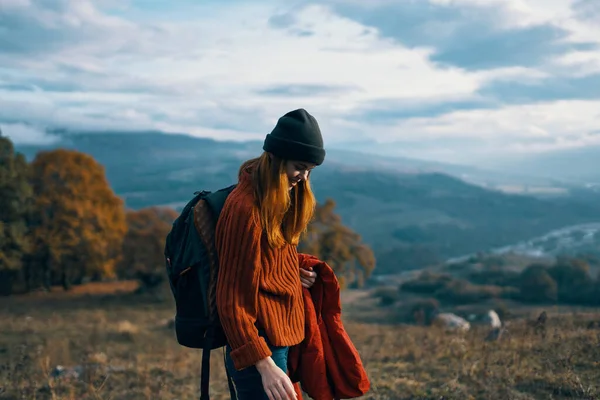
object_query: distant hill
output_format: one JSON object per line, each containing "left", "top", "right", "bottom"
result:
{"left": 331, "top": 139, "right": 585, "bottom": 189}
{"left": 323, "top": 147, "right": 563, "bottom": 189}
{"left": 482, "top": 145, "right": 600, "bottom": 184}
{"left": 15, "top": 131, "right": 600, "bottom": 275}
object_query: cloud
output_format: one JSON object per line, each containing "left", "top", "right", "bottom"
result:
{"left": 572, "top": 0, "right": 600, "bottom": 23}
{"left": 358, "top": 99, "right": 600, "bottom": 163}
{"left": 256, "top": 84, "right": 359, "bottom": 97}
{"left": 0, "top": 0, "right": 142, "bottom": 58}
{"left": 0, "top": 0, "right": 598, "bottom": 164}
{"left": 327, "top": 0, "right": 599, "bottom": 70}
{"left": 388, "top": 99, "right": 600, "bottom": 141}
{"left": 0, "top": 1, "right": 493, "bottom": 141}
{"left": 432, "top": 25, "right": 594, "bottom": 70}
{"left": 479, "top": 73, "right": 600, "bottom": 102}
{"left": 553, "top": 50, "right": 600, "bottom": 76}
{"left": 0, "top": 123, "right": 60, "bottom": 145}
{"left": 342, "top": 97, "right": 497, "bottom": 122}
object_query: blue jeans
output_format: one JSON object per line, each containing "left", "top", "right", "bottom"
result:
{"left": 224, "top": 331, "right": 289, "bottom": 400}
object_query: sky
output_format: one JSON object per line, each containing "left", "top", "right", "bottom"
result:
{"left": 1, "top": 0, "right": 599, "bottom": 164}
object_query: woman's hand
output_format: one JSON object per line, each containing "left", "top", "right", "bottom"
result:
{"left": 300, "top": 267, "right": 317, "bottom": 289}
{"left": 256, "top": 357, "right": 297, "bottom": 400}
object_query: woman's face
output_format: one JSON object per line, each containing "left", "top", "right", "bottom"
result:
{"left": 285, "top": 160, "right": 316, "bottom": 189}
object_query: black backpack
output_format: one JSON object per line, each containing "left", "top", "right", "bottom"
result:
{"left": 164, "top": 184, "right": 237, "bottom": 400}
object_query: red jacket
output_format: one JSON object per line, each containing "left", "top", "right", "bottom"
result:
{"left": 288, "top": 254, "right": 370, "bottom": 400}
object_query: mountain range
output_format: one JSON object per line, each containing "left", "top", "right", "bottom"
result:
{"left": 334, "top": 139, "right": 600, "bottom": 185}
{"left": 14, "top": 131, "right": 600, "bottom": 275}
{"left": 488, "top": 144, "right": 600, "bottom": 184}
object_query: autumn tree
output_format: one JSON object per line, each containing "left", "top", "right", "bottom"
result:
{"left": 28, "top": 149, "right": 126, "bottom": 290}
{"left": 0, "top": 133, "right": 32, "bottom": 295}
{"left": 117, "top": 206, "right": 177, "bottom": 291}
{"left": 300, "top": 198, "right": 376, "bottom": 288}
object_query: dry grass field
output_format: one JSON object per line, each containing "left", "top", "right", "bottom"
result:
{"left": 1, "top": 283, "right": 600, "bottom": 400}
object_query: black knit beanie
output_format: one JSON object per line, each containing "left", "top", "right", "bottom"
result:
{"left": 263, "top": 108, "right": 326, "bottom": 165}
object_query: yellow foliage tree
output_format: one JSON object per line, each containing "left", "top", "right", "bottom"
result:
{"left": 118, "top": 207, "right": 178, "bottom": 288}
{"left": 300, "top": 198, "right": 376, "bottom": 288}
{"left": 29, "top": 149, "right": 126, "bottom": 289}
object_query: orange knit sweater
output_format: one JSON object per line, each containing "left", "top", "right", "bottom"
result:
{"left": 215, "top": 167, "right": 305, "bottom": 371}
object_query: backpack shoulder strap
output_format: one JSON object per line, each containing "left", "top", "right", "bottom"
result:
{"left": 204, "top": 184, "right": 237, "bottom": 219}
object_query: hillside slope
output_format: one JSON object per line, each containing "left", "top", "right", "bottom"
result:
{"left": 16, "top": 132, "right": 600, "bottom": 274}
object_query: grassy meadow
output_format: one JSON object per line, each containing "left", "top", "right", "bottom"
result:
{"left": 1, "top": 282, "right": 600, "bottom": 400}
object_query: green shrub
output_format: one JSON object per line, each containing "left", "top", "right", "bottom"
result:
{"left": 410, "top": 298, "right": 440, "bottom": 325}
{"left": 400, "top": 272, "right": 453, "bottom": 294}
{"left": 468, "top": 268, "right": 520, "bottom": 287}
{"left": 434, "top": 280, "right": 499, "bottom": 305}
{"left": 518, "top": 264, "right": 558, "bottom": 303}
{"left": 548, "top": 258, "right": 595, "bottom": 304}
{"left": 372, "top": 286, "right": 400, "bottom": 306}
{"left": 400, "top": 272, "right": 514, "bottom": 305}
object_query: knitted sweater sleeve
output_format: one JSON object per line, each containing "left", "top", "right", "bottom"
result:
{"left": 215, "top": 200, "right": 272, "bottom": 371}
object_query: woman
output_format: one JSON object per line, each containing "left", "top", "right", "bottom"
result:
{"left": 215, "top": 108, "right": 326, "bottom": 400}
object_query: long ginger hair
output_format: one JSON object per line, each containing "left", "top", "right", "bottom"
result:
{"left": 238, "top": 152, "right": 316, "bottom": 248}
